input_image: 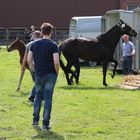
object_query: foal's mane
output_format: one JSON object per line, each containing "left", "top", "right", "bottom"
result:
{"left": 10, "top": 38, "right": 26, "bottom": 50}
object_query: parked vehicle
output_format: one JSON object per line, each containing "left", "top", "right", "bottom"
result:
{"left": 69, "top": 16, "right": 102, "bottom": 38}
{"left": 69, "top": 16, "right": 102, "bottom": 66}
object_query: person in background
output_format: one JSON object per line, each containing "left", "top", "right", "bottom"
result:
{"left": 121, "top": 34, "right": 135, "bottom": 75}
{"left": 24, "top": 27, "right": 30, "bottom": 43}
{"left": 21, "top": 30, "right": 42, "bottom": 103}
{"left": 29, "top": 25, "right": 35, "bottom": 41}
{"left": 28, "top": 22, "right": 59, "bottom": 131}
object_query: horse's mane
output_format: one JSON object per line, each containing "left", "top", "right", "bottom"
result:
{"left": 97, "top": 25, "right": 119, "bottom": 42}
{"left": 63, "top": 24, "right": 120, "bottom": 44}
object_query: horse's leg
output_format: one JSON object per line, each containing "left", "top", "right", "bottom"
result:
{"left": 63, "top": 58, "right": 79, "bottom": 85}
{"left": 16, "top": 69, "right": 25, "bottom": 91}
{"left": 69, "top": 59, "right": 80, "bottom": 84}
{"left": 69, "top": 65, "right": 80, "bottom": 84}
{"left": 66, "top": 64, "right": 77, "bottom": 85}
{"left": 69, "top": 65, "right": 75, "bottom": 84}
{"left": 61, "top": 51, "right": 78, "bottom": 85}
{"left": 65, "top": 72, "right": 72, "bottom": 85}
{"left": 74, "top": 60, "right": 80, "bottom": 84}
{"left": 110, "top": 59, "right": 118, "bottom": 79}
{"left": 59, "top": 59, "right": 71, "bottom": 85}
{"left": 59, "top": 51, "right": 72, "bottom": 85}
{"left": 62, "top": 65, "right": 72, "bottom": 85}
{"left": 65, "top": 61, "right": 75, "bottom": 85}
{"left": 62, "top": 67, "right": 72, "bottom": 85}
{"left": 102, "top": 61, "right": 108, "bottom": 86}
{"left": 70, "top": 74, "right": 74, "bottom": 84}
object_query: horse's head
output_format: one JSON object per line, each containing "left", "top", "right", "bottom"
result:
{"left": 118, "top": 19, "right": 137, "bottom": 37}
{"left": 7, "top": 38, "right": 24, "bottom": 52}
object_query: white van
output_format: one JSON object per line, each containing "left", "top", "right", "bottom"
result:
{"left": 69, "top": 16, "right": 102, "bottom": 66}
{"left": 69, "top": 16, "right": 102, "bottom": 38}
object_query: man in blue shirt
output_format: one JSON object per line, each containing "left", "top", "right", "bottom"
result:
{"left": 28, "top": 22, "right": 59, "bottom": 131}
{"left": 121, "top": 34, "right": 135, "bottom": 75}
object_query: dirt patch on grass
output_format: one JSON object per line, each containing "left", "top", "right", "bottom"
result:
{"left": 118, "top": 75, "right": 140, "bottom": 89}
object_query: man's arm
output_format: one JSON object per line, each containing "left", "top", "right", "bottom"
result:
{"left": 131, "top": 42, "right": 135, "bottom": 56}
{"left": 53, "top": 52, "right": 60, "bottom": 74}
{"left": 132, "top": 48, "right": 135, "bottom": 56}
{"left": 27, "top": 51, "right": 35, "bottom": 72}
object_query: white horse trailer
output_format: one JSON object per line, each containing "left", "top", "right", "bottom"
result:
{"left": 69, "top": 16, "right": 102, "bottom": 66}
{"left": 133, "top": 8, "right": 140, "bottom": 71}
{"left": 69, "top": 16, "right": 102, "bottom": 38}
{"left": 104, "top": 10, "right": 134, "bottom": 70}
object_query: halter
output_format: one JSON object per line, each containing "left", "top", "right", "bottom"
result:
{"left": 117, "top": 23, "right": 126, "bottom": 31}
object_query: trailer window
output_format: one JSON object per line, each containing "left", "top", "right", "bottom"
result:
{"left": 69, "top": 19, "right": 76, "bottom": 29}
{"left": 77, "top": 19, "right": 101, "bottom": 32}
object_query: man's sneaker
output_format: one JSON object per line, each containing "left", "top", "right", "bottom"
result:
{"left": 28, "top": 96, "right": 34, "bottom": 103}
{"left": 42, "top": 124, "right": 51, "bottom": 131}
{"left": 32, "top": 122, "right": 40, "bottom": 129}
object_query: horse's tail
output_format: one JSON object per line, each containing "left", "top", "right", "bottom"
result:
{"left": 59, "top": 44, "right": 66, "bottom": 72}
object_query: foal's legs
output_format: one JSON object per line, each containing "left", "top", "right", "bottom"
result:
{"left": 102, "top": 61, "right": 108, "bottom": 86}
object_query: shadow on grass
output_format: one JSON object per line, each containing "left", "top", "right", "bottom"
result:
{"left": 8, "top": 91, "right": 30, "bottom": 100}
{"left": 32, "top": 129, "right": 64, "bottom": 140}
{"left": 59, "top": 84, "right": 139, "bottom": 91}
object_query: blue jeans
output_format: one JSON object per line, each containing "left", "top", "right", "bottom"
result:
{"left": 30, "top": 86, "right": 36, "bottom": 98}
{"left": 29, "top": 71, "right": 36, "bottom": 98}
{"left": 33, "top": 73, "right": 57, "bottom": 126}
{"left": 122, "top": 56, "right": 133, "bottom": 75}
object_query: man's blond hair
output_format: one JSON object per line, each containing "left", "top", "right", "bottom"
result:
{"left": 34, "top": 30, "right": 42, "bottom": 38}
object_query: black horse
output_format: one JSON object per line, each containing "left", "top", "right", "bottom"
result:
{"left": 59, "top": 20, "right": 137, "bottom": 86}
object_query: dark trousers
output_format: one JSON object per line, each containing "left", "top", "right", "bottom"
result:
{"left": 122, "top": 56, "right": 133, "bottom": 75}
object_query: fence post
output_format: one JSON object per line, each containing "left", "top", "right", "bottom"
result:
{"left": 6, "top": 28, "right": 9, "bottom": 49}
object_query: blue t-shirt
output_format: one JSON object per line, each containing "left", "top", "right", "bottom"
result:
{"left": 30, "top": 38, "right": 59, "bottom": 77}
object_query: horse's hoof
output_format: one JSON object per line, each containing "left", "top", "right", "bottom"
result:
{"left": 70, "top": 79, "right": 74, "bottom": 84}
{"left": 16, "top": 88, "right": 20, "bottom": 92}
{"left": 111, "top": 75, "right": 114, "bottom": 79}
{"left": 68, "top": 82, "right": 73, "bottom": 85}
{"left": 103, "top": 83, "right": 108, "bottom": 86}
{"left": 76, "top": 80, "right": 79, "bottom": 84}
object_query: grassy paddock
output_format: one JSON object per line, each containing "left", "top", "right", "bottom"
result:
{"left": 0, "top": 48, "right": 140, "bottom": 140}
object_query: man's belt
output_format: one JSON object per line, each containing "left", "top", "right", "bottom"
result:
{"left": 123, "top": 56, "right": 132, "bottom": 58}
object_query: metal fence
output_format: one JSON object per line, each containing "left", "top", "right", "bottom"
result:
{"left": 0, "top": 27, "right": 69, "bottom": 46}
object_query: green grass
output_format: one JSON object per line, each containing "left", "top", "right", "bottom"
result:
{"left": 0, "top": 48, "right": 140, "bottom": 140}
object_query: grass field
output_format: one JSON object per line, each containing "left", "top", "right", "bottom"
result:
{"left": 0, "top": 48, "right": 140, "bottom": 140}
